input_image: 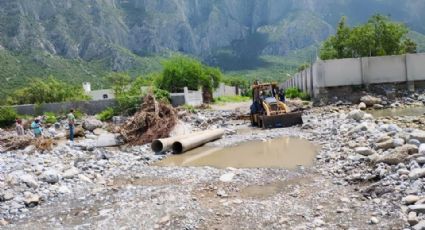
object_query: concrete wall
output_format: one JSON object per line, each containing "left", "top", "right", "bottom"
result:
{"left": 213, "top": 83, "right": 238, "bottom": 98}
{"left": 283, "top": 53, "right": 425, "bottom": 98}
{"left": 170, "top": 87, "right": 204, "bottom": 107}
{"left": 362, "top": 55, "right": 406, "bottom": 84}
{"left": 9, "top": 99, "right": 117, "bottom": 116}
{"left": 407, "top": 53, "right": 425, "bottom": 81}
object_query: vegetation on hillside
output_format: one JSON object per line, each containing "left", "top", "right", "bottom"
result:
{"left": 320, "top": 15, "right": 417, "bottom": 60}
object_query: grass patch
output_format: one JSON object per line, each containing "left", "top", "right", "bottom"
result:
{"left": 214, "top": 95, "right": 250, "bottom": 104}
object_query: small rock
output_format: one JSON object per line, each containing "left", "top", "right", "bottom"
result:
{"left": 158, "top": 215, "right": 171, "bottom": 224}
{"left": 40, "top": 170, "right": 60, "bottom": 184}
{"left": 373, "top": 104, "right": 384, "bottom": 109}
{"left": 393, "top": 138, "right": 405, "bottom": 147}
{"left": 24, "top": 193, "right": 40, "bottom": 207}
{"left": 413, "top": 220, "right": 425, "bottom": 230}
{"left": 410, "top": 131, "right": 425, "bottom": 143}
{"left": 361, "top": 95, "right": 382, "bottom": 106}
{"left": 217, "top": 189, "right": 228, "bottom": 197}
{"left": 347, "top": 110, "right": 365, "bottom": 122}
{"left": 78, "top": 174, "right": 93, "bottom": 183}
{"left": 0, "top": 219, "right": 9, "bottom": 226}
{"left": 355, "top": 147, "right": 374, "bottom": 156}
{"left": 23, "top": 145, "right": 36, "bottom": 154}
{"left": 409, "top": 169, "right": 425, "bottom": 179}
{"left": 58, "top": 185, "right": 72, "bottom": 194}
{"left": 375, "top": 139, "right": 394, "bottom": 150}
{"left": 358, "top": 102, "right": 367, "bottom": 110}
{"left": 20, "top": 174, "right": 39, "bottom": 189}
{"left": 409, "top": 212, "right": 419, "bottom": 226}
{"left": 409, "top": 139, "right": 421, "bottom": 147}
{"left": 409, "top": 204, "right": 425, "bottom": 214}
{"left": 403, "top": 195, "right": 421, "bottom": 205}
{"left": 370, "top": 217, "right": 379, "bottom": 224}
{"left": 63, "top": 167, "right": 80, "bottom": 179}
{"left": 417, "top": 157, "right": 425, "bottom": 164}
{"left": 219, "top": 172, "right": 235, "bottom": 183}
{"left": 2, "top": 191, "right": 14, "bottom": 201}
{"left": 419, "top": 144, "right": 425, "bottom": 155}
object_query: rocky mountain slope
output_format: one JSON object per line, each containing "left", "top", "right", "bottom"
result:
{"left": 0, "top": 0, "right": 424, "bottom": 99}
{"left": 1, "top": 0, "right": 424, "bottom": 60}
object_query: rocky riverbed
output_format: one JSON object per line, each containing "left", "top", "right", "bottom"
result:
{"left": 2, "top": 95, "right": 425, "bottom": 229}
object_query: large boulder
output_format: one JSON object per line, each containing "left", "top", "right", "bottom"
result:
{"left": 410, "top": 131, "right": 425, "bottom": 143}
{"left": 82, "top": 118, "right": 103, "bottom": 131}
{"left": 347, "top": 110, "right": 365, "bottom": 122}
{"left": 374, "top": 144, "right": 418, "bottom": 165}
{"left": 360, "top": 95, "right": 382, "bottom": 106}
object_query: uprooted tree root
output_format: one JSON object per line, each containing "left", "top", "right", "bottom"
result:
{"left": 119, "top": 94, "right": 178, "bottom": 146}
{"left": 0, "top": 135, "right": 54, "bottom": 152}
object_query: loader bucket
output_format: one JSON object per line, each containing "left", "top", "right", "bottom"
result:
{"left": 260, "top": 112, "right": 303, "bottom": 129}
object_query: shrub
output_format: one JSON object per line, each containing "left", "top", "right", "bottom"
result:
{"left": 299, "top": 92, "right": 311, "bottom": 101}
{"left": 181, "top": 104, "right": 197, "bottom": 113}
{"left": 73, "top": 109, "right": 84, "bottom": 119}
{"left": 285, "top": 88, "right": 301, "bottom": 99}
{"left": 285, "top": 87, "right": 310, "bottom": 101}
{"left": 157, "top": 56, "right": 222, "bottom": 93}
{"left": 44, "top": 112, "right": 57, "bottom": 124}
{"left": 0, "top": 107, "right": 18, "bottom": 127}
{"left": 97, "top": 108, "right": 115, "bottom": 122}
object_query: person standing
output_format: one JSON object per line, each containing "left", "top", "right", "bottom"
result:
{"left": 15, "top": 119, "right": 24, "bottom": 136}
{"left": 31, "top": 118, "right": 42, "bottom": 138}
{"left": 67, "top": 109, "right": 76, "bottom": 143}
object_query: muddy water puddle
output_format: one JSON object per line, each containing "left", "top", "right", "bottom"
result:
{"left": 156, "top": 137, "right": 319, "bottom": 169}
{"left": 240, "top": 177, "right": 314, "bottom": 198}
{"left": 369, "top": 106, "right": 425, "bottom": 118}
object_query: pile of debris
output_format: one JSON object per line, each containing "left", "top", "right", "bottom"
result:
{"left": 119, "top": 94, "right": 178, "bottom": 146}
{"left": 0, "top": 135, "right": 54, "bottom": 152}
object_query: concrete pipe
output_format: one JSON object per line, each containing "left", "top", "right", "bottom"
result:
{"left": 172, "top": 129, "right": 225, "bottom": 154}
{"left": 151, "top": 131, "right": 208, "bottom": 153}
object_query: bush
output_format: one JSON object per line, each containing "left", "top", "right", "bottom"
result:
{"left": 0, "top": 107, "right": 18, "bottom": 127}
{"left": 73, "top": 109, "right": 84, "bottom": 119}
{"left": 44, "top": 112, "right": 57, "bottom": 124}
{"left": 157, "top": 56, "right": 222, "bottom": 93}
{"left": 97, "top": 108, "right": 115, "bottom": 122}
{"left": 285, "top": 87, "right": 310, "bottom": 101}
{"left": 285, "top": 88, "right": 301, "bottom": 99}
{"left": 299, "top": 92, "right": 311, "bottom": 101}
{"left": 181, "top": 104, "right": 197, "bottom": 113}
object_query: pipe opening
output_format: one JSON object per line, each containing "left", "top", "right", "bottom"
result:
{"left": 151, "top": 140, "right": 164, "bottom": 153}
{"left": 172, "top": 142, "right": 184, "bottom": 154}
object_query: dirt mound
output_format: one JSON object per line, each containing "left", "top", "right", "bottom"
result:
{"left": 119, "top": 94, "right": 178, "bottom": 146}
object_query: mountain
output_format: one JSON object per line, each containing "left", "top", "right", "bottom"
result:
{"left": 0, "top": 0, "right": 424, "bottom": 99}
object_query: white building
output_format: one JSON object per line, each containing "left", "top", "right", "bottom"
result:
{"left": 83, "top": 82, "right": 115, "bottom": 100}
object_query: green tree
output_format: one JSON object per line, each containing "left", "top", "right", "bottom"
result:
{"left": 7, "top": 76, "right": 89, "bottom": 105}
{"left": 107, "top": 72, "right": 131, "bottom": 97}
{"left": 320, "top": 14, "right": 416, "bottom": 60}
{"left": 403, "top": 38, "right": 417, "bottom": 53}
{"left": 157, "top": 56, "right": 222, "bottom": 93}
